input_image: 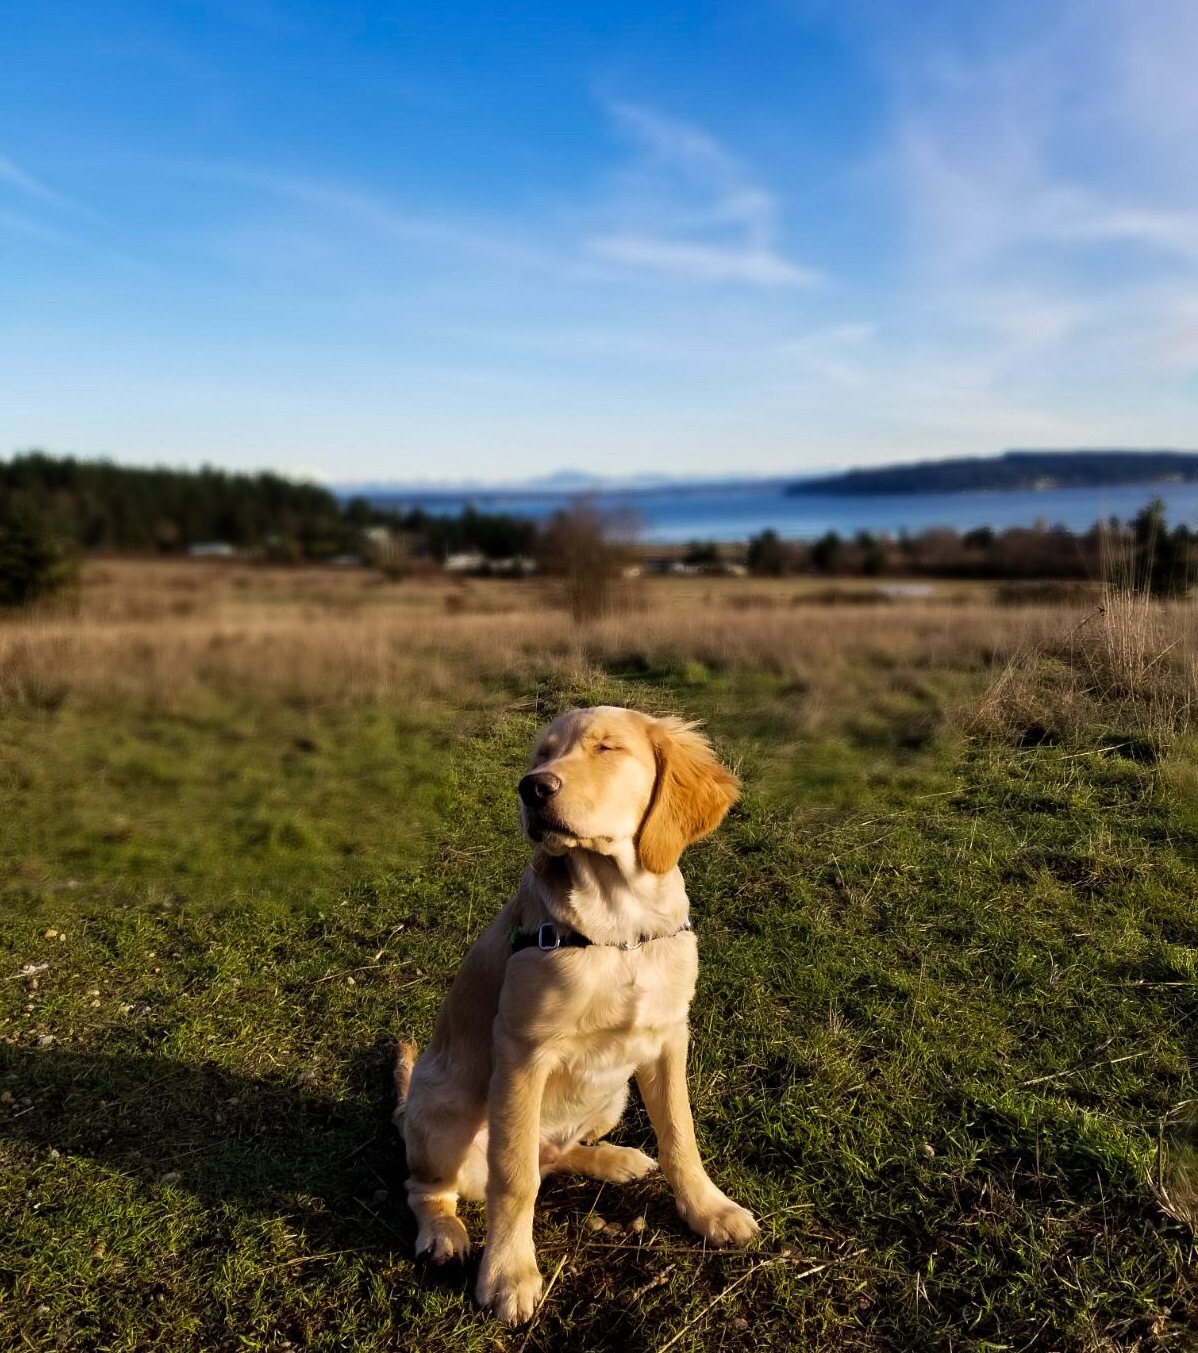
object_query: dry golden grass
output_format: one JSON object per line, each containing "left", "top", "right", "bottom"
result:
{"left": 0, "top": 559, "right": 1105, "bottom": 734}
{"left": 967, "top": 586, "right": 1198, "bottom": 750}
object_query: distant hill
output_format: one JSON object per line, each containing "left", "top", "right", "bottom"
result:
{"left": 790, "top": 450, "right": 1198, "bottom": 496}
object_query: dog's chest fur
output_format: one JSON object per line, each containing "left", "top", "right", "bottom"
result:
{"left": 501, "top": 934, "right": 700, "bottom": 1144}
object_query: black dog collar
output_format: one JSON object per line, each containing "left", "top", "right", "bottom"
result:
{"left": 509, "top": 918, "right": 691, "bottom": 955}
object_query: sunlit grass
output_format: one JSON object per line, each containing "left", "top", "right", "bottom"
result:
{"left": 1, "top": 563, "right": 1195, "bottom": 1349}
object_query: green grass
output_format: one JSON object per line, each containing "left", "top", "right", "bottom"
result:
{"left": 1, "top": 673, "right": 1196, "bottom": 1350}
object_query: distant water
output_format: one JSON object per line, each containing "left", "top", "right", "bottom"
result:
{"left": 368, "top": 481, "right": 1198, "bottom": 545}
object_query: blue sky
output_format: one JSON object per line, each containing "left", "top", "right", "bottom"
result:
{"left": 2, "top": 0, "right": 1196, "bottom": 483}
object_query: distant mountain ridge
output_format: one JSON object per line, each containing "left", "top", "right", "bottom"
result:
{"left": 790, "top": 450, "right": 1198, "bottom": 497}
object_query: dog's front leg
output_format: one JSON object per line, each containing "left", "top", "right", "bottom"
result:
{"left": 636, "top": 1025, "right": 759, "bottom": 1248}
{"left": 475, "top": 1031, "right": 550, "bottom": 1325}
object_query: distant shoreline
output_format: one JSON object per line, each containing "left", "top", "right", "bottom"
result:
{"left": 346, "top": 450, "right": 1198, "bottom": 507}
{"left": 789, "top": 449, "right": 1198, "bottom": 497}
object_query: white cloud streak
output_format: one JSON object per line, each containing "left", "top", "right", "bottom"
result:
{"left": 0, "top": 154, "right": 83, "bottom": 213}
{"left": 584, "top": 102, "right": 818, "bottom": 288}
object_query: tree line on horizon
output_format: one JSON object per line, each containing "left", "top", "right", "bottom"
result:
{"left": 0, "top": 452, "right": 1193, "bottom": 606}
{"left": 0, "top": 451, "right": 536, "bottom": 558}
{"left": 741, "top": 500, "right": 1193, "bottom": 596}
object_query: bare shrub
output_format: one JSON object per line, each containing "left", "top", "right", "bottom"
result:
{"left": 536, "top": 498, "right": 641, "bottom": 622}
{"left": 366, "top": 530, "right": 412, "bottom": 581}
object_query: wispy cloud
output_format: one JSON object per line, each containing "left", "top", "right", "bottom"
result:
{"left": 584, "top": 102, "right": 818, "bottom": 288}
{"left": 182, "top": 159, "right": 570, "bottom": 283}
{"left": 589, "top": 234, "right": 816, "bottom": 286}
{"left": 0, "top": 154, "right": 82, "bottom": 213}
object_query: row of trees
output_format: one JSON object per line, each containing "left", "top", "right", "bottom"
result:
{"left": 1, "top": 449, "right": 1194, "bottom": 607}
{"left": 0, "top": 453, "right": 541, "bottom": 565}
{"left": 1, "top": 453, "right": 350, "bottom": 556}
{"left": 742, "top": 501, "right": 1194, "bottom": 596}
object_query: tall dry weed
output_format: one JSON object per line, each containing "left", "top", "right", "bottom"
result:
{"left": 966, "top": 584, "right": 1198, "bottom": 751}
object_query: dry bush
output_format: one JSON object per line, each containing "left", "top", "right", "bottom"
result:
{"left": 536, "top": 500, "right": 642, "bottom": 622}
{"left": 966, "top": 586, "right": 1198, "bottom": 750}
{"left": 1152, "top": 1114, "right": 1198, "bottom": 1239}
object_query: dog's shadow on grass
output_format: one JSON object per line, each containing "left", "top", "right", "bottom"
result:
{"left": 0, "top": 1036, "right": 462, "bottom": 1276}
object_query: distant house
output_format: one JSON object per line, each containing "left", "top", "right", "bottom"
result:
{"left": 442, "top": 552, "right": 536, "bottom": 575}
{"left": 665, "top": 560, "right": 747, "bottom": 578}
{"left": 444, "top": 551, "right": 487, "bottom": 573}
{"left": 187, "top": 542, "right": 236, "bottom": 558}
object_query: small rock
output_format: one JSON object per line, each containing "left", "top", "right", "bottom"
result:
{"left": 601, "top": 1222, "right": 624, "bottom": 1237}
{"left": 90, "top": 1000, "right": 101, "bottom": 1008}
{"left": 629, "top": 1216, "right": 647, "bottom": 1235}
{"left": 57, "top": 933, "right": 67, "bottom": 942}
{"left": 0, "top": 1091, "right": 13, "bottom": 1105}
{"left": 920, "top": 1143, "right": 936, "bottom": 1159}
{"left": 345, "top": 976, "right": 356, "bottom": 987}
{"left": 43, "top": 929, "right": 58, "bottom": 940}
{"left": 48, "top": 1149, "right": 61, "bottom": 1159}
{"left": 37, "top": 1035, "right": 56, "bottom": 1047}
{"left": 88, "top": 989, "right": 100, "bottom": 997}
{"left": 733, "top": 1317, "right": 749, "bottom": 1331}
{"left": 584, "top": 1215, "right": 606, "bottom": 1233}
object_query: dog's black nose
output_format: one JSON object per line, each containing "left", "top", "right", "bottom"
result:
{"left": 518, "top": 771, "right": 562, "bottom": 807}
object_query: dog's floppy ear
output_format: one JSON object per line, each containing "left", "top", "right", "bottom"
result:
{"left": 637, "top": 717, "right": 740, "bottom": 875}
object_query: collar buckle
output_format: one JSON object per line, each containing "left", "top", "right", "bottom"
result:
{"left": 536, "top": 921, "right": 561, "bottom": 951}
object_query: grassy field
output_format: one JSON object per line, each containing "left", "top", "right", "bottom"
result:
{"left": 1, "top": 561, "right": 1197, "bottom": 1350}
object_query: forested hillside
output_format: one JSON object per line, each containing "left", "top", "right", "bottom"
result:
{"left": 794, "top": 449, "right": 1198, "bottom": 495}
{"left": 0, "top": 453, "right": 537, "bottom": 562}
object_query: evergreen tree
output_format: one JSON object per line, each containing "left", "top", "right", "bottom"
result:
{"left": 0, "top": 510, "right": 75, "bottom": 607}
{"left": 1131, "top": 498, "right": 1192, "bottom": 597}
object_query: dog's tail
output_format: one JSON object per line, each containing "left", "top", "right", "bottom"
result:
{"left": 392, "top": 1039, "right": 419, "bottom": 1129}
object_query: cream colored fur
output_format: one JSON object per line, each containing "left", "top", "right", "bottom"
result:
{"left": 396, "top": 706, "right": 758, "bottom": 1326}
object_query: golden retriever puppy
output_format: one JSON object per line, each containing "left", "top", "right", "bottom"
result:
{"left": 395, "top": 706, "right": 758, "bottom": 1325}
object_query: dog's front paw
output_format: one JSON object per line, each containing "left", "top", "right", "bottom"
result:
{"left": 679, "top": 1190, "right": 760, "bottom": 1248}
{"left": 476, "top": 1250, "right": 544, "bottom": 1326}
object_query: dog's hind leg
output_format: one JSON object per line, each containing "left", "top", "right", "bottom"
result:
{"left": 546, "top": 1085, "right": 656, "bottom": 1183}
{"left": 401, "top": 1052, "right": 488, "bottom": 1264}
{"left": 554, "top": 1143, "right": 658, "bottom": 1182}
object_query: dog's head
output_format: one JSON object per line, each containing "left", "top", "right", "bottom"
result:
{"left": 518, "top": 706, "right": 739, "bottom": 874}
